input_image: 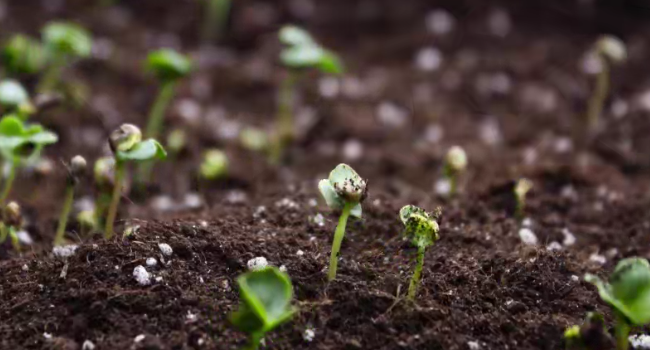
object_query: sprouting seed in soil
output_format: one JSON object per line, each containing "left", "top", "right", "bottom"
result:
{"left": 201, "top": 0, "right": 232, "bottom": 43}
{"left": 271, "top": 25, "right": 344, "bottom": 164}
{"left": 54, "top": 155, "right": 86, "bottom": 246}
{"left": 199, "top": 149, "right": 228, "bottom": 180}
{"left": 2, "top": 34, "right": 48, "bottom": 76}
{"left": 514, "top": 178, "right": 533, "bottom": 221}
{"left": 564, "top": 312, "right": 610, "bottom": 350}
{"left": 586, "top": 35, "right": 627, "bottom": 132}
{"left": 0, "top": 201, "right": 23, "bottom": 251}
{"left": 39, "top": 21, "right": 93, "bottom": 93}
{"left": 0, "top": 116, "right": 58, "bottom": 209}
{"left": 91, "top": 156, "right": 116, "bottom": 230}
{"left": 105, "top": 124, "right": 167, "bottom": 239}
{"left": 318, "top": 164, "right": 367, "bottom": 281}
{"left": 230, "top": 267, "right": 297, "bottom": 350}
{"left": 585, "top": 257, "right": 650, "bottom": 350}
{"left": 0, "top": 80, "right": 35, "bottom": 118}
{"left": 442, "top": 145, "right": 467, "bottom": 197}
{"left": 399, "top": 205, "right": 440, "bottom": 301}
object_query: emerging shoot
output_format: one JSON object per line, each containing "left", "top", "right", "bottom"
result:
{"left": 399, "top": 205, "right": 440, "bottom": 301}
{"left": 0, "top": 201, "right": 22, "bottom": 251}
{"left": 318, "top": 164, "right": 367, "bottom": 281}
{"left": 92, "top": 156, "right": 116, "bottom": 231}
{"left": 54, "top": 155, "right": 87, "bottom": 245}
{"left": 514, "top": 178, "right": 533, "bottom": 221}
{"left": 39, "top": 21, "right": 93, "bottom": 93}
{"left": 2, "top": 34, "right": 48, "bottom": 76}
{"left": 201, "top": 0, "right": 232, "bottom": 43}
{"left": 105, "top": 124, "right": 167, "bottom": 239}
{"left": 442, "top": 145, "right": 467, "bottom": 197}
{"left": 585, "top": 257, "right": 650, "bottom": 350}
{"left": 230, "top": 267, "right": 297, "bottom": 350}
{"left": 199, "top": 149, "right": 228, "bottom": 180}
{"left": 564, "top": 312, "right": 612, "bottom": 350}
{"left": 0, "top": 80, "right": 35, "bottom": 118}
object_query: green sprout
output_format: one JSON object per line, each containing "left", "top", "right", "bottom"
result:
{"left": 272, "top": 25, "right": 343, "bottom": 163}
{"left": 585, "top": 257, "right": 650, "bottom": 350}
{"left": 0, "top": 201, "right": 23, "bottom": 251}
{"left": 54, "top": 155, "right": 87, "bottom": 246}
{"left": 318, "top": 164, "right": 367, "bottom": 281}
{"left": 199, "top": 149, "right": 228, "bottom": 180}
{"left": 586, "top": 35, "right": 627, "bottom": 132}
{"left": 514, "top": 178, "right": 533, "bottom": 220}
{"left": 230, "top": 267, "right": 297, "bottom": 350}
{"left": 0, "top": 116, "right": 58, "bottom": 208}
{"left": 92, "top": 156, "right": 116, "bottom": 231}
{"left": 0, "top": 80, "right": 35, "bottom": 118}
{"left": 2, "top": 34, "right": 48, "bottom": 76}
{"left": 105, "top": 124, "right": 166, "bottom": 239}
{"left": 38, "top": 21, "right": 93, "bottom": 93}
{"left": 201, "top": 0, "right": 232, "bottom": 43}
{"left": 399, "top": 205, "right": 440, "bottom": 301}
{"left": 564, "top": 312, "right": 611, "bottom": 350}
{"left": 442, "top": 146, "right": 467, "bottom": 197}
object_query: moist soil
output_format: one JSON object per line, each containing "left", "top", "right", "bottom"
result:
{"left": 2, "top": 0, "right": 650, "bottom": 349}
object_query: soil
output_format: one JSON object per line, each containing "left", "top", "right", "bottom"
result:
{"left": 1, "top": 0, "right": 650, "bottom": 349}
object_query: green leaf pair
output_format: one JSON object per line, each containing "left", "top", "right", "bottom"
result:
{"left": 279, "top": 25, "right": 343, "bottom": 75}
{"left": 109, "top": 124, "right": 167, "bottom": 162}
{"left": 2, "top": 34, "right": 48, "bottom": 75}
{"left": 42, "top": 22, "right": 93, "bottom": 59}
{"left": 318, "top": 164, "right": 366, "bottom": 218}
{"left": 0, "top": 116, "right": 58, "bottom": 161}
{"left": 399, "top": 205, "right": 440, "bottom": 249}
{"left": 146, "top": 49, "right": 193, "bottom": 82}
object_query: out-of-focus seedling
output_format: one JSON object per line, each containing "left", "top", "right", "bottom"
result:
{"left": 514, "top": 178, "right": 533, "bottom": 221}
{"left": 92, "top": 156, "right": 115, "bottom": 231}
{"left": 0, "top": 80, "right": 35, "bottom": 118}
{"left": 166, "top": 128, "right": 187, "bottom": 157}
{"left": 586, "top": 35, "right": 627, "bottom": 132}
{"left": 230, "top": 267, "right": 297, "bottom": 350}
{"left": 318, "top": 164, "right": 367, "bottom": 281}
{"left": 2, "top": 34, "right": 48, "bottom": 76}
{"left": 105, "top": 124, "right": 166, "bottom": 239}
{"left": 239, "top": 127, "right": 269, "bottom": 153}
{"left": 39, "top": 22, "right": 93, "bottom": 93}
{"left": 272, "top": 25, "right": 343, "bottom": 163}
{"left": 199, "top": 149, "right": 228, "bottom": 180}
{"left": 564, "top": 312, "right": 612, "bottom": 350}
{"left": 54, "top": 155, "right": 87, "bottom": 246}
{"left": 399, "top": 205, "right": 440, "bottom": 301}
{"left": 585, "top": 257, "right": 650, "bottom": 350}
{"left": 442, "top": 146, "right": 467, "bottom": 197}
{"left": 201, "top": 0, "right": 232, "bottom": 43}
{"left": 0, "top": 116, "right": 58, "bottom": 208}
{"left": 0, "top": 201, "right": 23, "bottom": 251}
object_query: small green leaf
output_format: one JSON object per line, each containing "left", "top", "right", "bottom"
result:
{"left": 400, "top": 205, "right": 439, "bottom": 249}
{"left": 317, "top": 50, "right": 344, "bottom": 75}
{"left": 0, "top": 80, "right": 30, "bottom": 108}
{"left": 28, "top": 131, "right": 58, "bottom": 146}
{"left": 399, "top": 205, "right": 428, "bottom": 225}
{"left": 318, "top": 179, "right": 344, "bottom": 210}
{"left": 199, "top": 149, "right": 228, "bottom": 180}
{"left": 2, "top": 34, "right": 48, "bottom": 75}
{"left": 328, "top": 163, "right": 366, "bottom": 203}
{"left": 279, "top": 25, "right": 314, "bottom": 47}
{"left": 42, "top": 22, "right": 92, "bottom": 58}
{"left": 146, "top": 49, "right": 192, "bottom": 82}
{"left": 280, "top": 45, "right": 325, "bottom": 69}
{"left": 116, "top": 139, "right": 167, "bottom": 162}
{"left": 0, "top": 116, "right": 26, "bottom": 136}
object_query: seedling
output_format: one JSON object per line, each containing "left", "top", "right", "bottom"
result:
{"left": 564, "top": 312, "right": 611, "bottom": 350}
{"left": 199, "top": 149, "right": 228, "bottom": 180}
{"left": 514, "top": 178, "right": 533, "bottom": 220}
{"left": 442, "top": 146, "right": 467, "bottom": 196}
{"left": 105, "top": 124, "right": 166, "bottom": 239}
{"left": 399, "top": 205, "right": 440, "bottom": 301}
{"left": 230, "top": 267, "right": 297, "bottom": 350}
{"left": 2, "top": 34, "right": 48, "bottom": 76}
{"left": 585, "top": 257, "right": 650, "bottom": 350}
{"left": 586, "top": 35, "right": 627, "bottom": 132}
{"left": 0, "top": 80, "right": 35, "bottom": 118}
{"left": 318, "top": 164, "right": 367, "bottom": 281}
{"left": 166, "top": 128, "right": 187, "bottom": 156}
{"left": 272, "top": 25, "right": 343, "bottom": 163}
{"left": 239, "top": 127, "right": 269, "bottom": 153}
{"left": 39, "top": 21, "right": 93, "bottom": 93}
{"left": 54, "top": 155, "right": 87, "bottom": 246}
{"left": 201, "top": 0, "right": 232, "bottom": 43}
{"left": 0, "top": 116, "right": 58, "bottom": 208}
{"left": 92, "top": 156, "right": 116, "bottom": 230}
{"left": 0, "top": 201, "right": 22, "bottom": 251}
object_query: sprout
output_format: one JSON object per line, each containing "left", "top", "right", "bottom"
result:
{"left": 54, "top": 155, "right": 87, "bottom": 246}
{"left": 230, "top": 267, "right": 297, "bottom": 350}
{"left": 587, "top": 35, "right": 627, "bottom": 132}
{"left": 399, "top": 205, "right": 440, "bottom": 301}
{"left": 240, "top": 127, "right": 269, "bottom": 153}
{"left": 442, "top": 146, "right": 467, "bottom": 197}
{"left": 0, "top": 201, "right": 22, "bottom": 251}
{"left": 318, "top": 164, "right": 367, "bottom": 281}
{"left": 39, "top": 21, "right": 93, "bottom": 93}
{"left": 201, "top": 0, "right": 232, "bottom": 43}
{"left": 166, "top": 128, "right": 187, "bottom": 155}
{"left": 2, "top": 34, "right": 48, "bottom": 76}
{"left": 564, "top": 312, "right": 612, "bottom": 350}
{"left": 271, "top": 25, "right": 344, "bottom": 163}
{"left": 585, "top": 257, "right": 650, "bottom": 350}
{"left": 199, "top": 149, "right": 228, "bottom": 180}
{"left": 105, "top": 124, "right": 167, "bottom": 239}
{"left": 514, "top": 178, "right": 533, "bottom": 220}
{"left": 0, "top": 80, "right": 35, "bottom": 118}
{"left": 92, "top": 156, "right": 116, "bottom": 230}
{"left": 0, "top": 116, "right": 58, "bottom": 208}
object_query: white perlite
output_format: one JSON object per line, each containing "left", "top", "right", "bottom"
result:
{"left": 415, "top": 47, "right": 443, "bottom": 72}
{"left": 134, "top": 334, "right": 146, "bottom": 343}
{"left": 518, "top": 228, "right": 538, "bottom": 245}
{"left": 53, "top": 244, "right": 79, "bottom": 258}
{"left": 467, "top": 341, "right": 481, "bottom": 350}
{"left": 247, "top": 257, "right": 268, "bottom": 270}
{"left": 562, "top": 228, "right": 576, "bottom": 246}
{"left": 629, "top": 334, "right": 650, "bottom": 349}
{"left": 312, "top": 213, "right": 325, "bottom": 227}
{"left": 589, "top": 253, "right": 607, "bottom": 265}
{"left": 546, "top": 242, "right": 563, "bottom": 251}
{"left": 22, "top": 264, "right": 29, "bottom": 271}
{"left": 82, "top": 340, "right": 96, "bottom": 350}
{"left": 303, "top": 328, "right": 316, "bottom": 342}
{"left": 133, "top": 266, "right": 151, "bottom": 286}
{"left": 279, "top": 265, "right": 287, "bottom": 272}
{"left": 158, "top": 243, "right": 173, "bottom": 256}
{"left": 146, "top": 258, "right": 158, "bottom": 267}
{"left": 434, "top": 179, "right": 452, "bottom": 197}
{"left": 296, "top": 250, "right": 305, "bottom": 256}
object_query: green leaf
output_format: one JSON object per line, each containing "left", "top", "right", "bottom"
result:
{"left": 2, "top": 34, "right": 48, "bottom": 75}
{"left": 399, "top": 205, "right": 428, "bottom": 225}
{"left": 28, "top": 131, "right": 58, "bottom": 146}
{"left": 318, "top": 179, "right": 344, "bottom": 210}
{"left": 0, "top": 80, "right": 30, "bottom": 108}
{"left": 400, "top": 205, "right": 439, "bottom": 249}
{"left": 317, "top": 50, "right": 344, "bottom": 75}
{"left": 328, "top": 163, "right": 366, "bottom": 203}
{"left": 146, "top": 49, "right": 192, "bottom": 82}
{"left": 280, "top": 45, "right": 325, "bottom": 69}
{"left": 199, "top": 149, "right": 228, "bottom": 180}
{"left": 278, "top": 25, "right": 314, "bottom": 47}
{"left": 42, "top": 22, "right": 92, "bottom": 58}
{"left": 0, "top": 116, "right": 26, "bottom": 136}
{"left": 116, "top": 139, "right": 167, "bottom": 162}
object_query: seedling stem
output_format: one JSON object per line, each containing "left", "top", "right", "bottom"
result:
{"left": 54, "top": 186, "right": 75, "bottom": 245}
{"left": 0, "top": 161, "right": 17, "bottom": 208}
{"left": 408, "top": 245, "right": 426, "bottom": 301}
{"left": 328, "top": 202, "right": 353, "bottom": 281}
{"left": 271, "top": 71, "right": 298, "bottom": 164}
{"left": 615, "top": 313, "right": 630, "bottom": 350}
{"left": 104, "top": 161, "right": 125, "bottom": 239}
{"left": 146, "top": 82, "right": 176, "bottom": 141}
{"left": 587, "top": 61, "right": 609, "bottom": 132}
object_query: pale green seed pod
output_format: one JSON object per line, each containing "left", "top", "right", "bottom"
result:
{"left": 109, "top": 124, "right": 142, "bottom": 153}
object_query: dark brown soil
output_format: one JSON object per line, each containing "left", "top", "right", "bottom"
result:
{"left": 2, "top": 0, "right": 650, "bottom": 349}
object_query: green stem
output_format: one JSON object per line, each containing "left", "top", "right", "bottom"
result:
{"left": 202, "top": 0, "right": 231, "bottom": 43}
{"left": 515, "top": 199, "right": 525, "bottom": 221}
{"left": 145, "top": 82, "right": 176, "bottom": 140}
{"left": 615, "top": 314, "right": 630, "bottom": 350}
{"left": 0, "top": 160, "right": 17, "bottom": 209}
{"left": 270, "top": 71, "right": 297, "bottom": 164}
{"left": 37, "top": 54, "right": 65, "bottom": 93}
{"left": 587, "top": 58, "right": 610, "bottom": 132}
{"left": 328, "top": 202, "right": 353, "bottom": 281}
{"left": 8, "top": 226, "right": 19, "bottom": 252}
{"left": 104, "top": 161, "right": 125, "bottom": 239}
{"left": 408, "top": 245, "right": 426, "bottom": 301}
{"left": 243, "top": 333, "right": 262, "bottom": 350}
{"left": 94, "top": 191, "right": 111, "bottom": 230}
{"left": 54, "top": 185, "right": 75, "bottom": 246}
{"left": 0, "top": 223, "right": 7, "bottom": 243}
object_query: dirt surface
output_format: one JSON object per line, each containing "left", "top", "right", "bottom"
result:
{"left": 1, "top": 0, "right": 650, "bottom": 349}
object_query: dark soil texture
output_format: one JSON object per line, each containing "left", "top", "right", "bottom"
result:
{"left": 2, "top": 0, "right": 650, "bottom": 349}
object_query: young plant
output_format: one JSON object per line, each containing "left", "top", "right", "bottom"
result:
{"left": 201, "top": 0, "right": 232, "bottom": 43}
{"left": 585, "top": 257, "right": 650, "bottom": 350}
{"left": 92, "top": 156, "right": 116, "bottom": 231}
{"left": 239, "top": 127, "right": 269, "bottom": 153}
{"left": 514, "top": 178, "right": 533, "bottom": 220}
{"left": 105, "top": 124, "right": 167, "bottom": 239}
{"left": 2, "top": 34, "right": 48, "bottom": 76}
{"left": 54, "top": 155, "right": 87, "bottom": 246}
{"left": 39, "top": 21, "right": 93, "bottom": 93}
{"left": 586, "top": 35, "right": 627, "bottom": 132}
{"left": 230, "top": 267, "right": 297, "bottom": 350}
{"left": 564, "top": 312, "right": 612, "bottom": 350}
{"left": 0, "top": 201, "right": 23, "bottom": 251}
{"left": 0, "top": 79, "right": 35, "bottom": 118}
{"left": 272, "top": 25, "right": 344, "bottom": 163}
{"left": 442, "top": 145, "right": 467, "bottom": 197}
{"left": 399, "top": 205, "right": 440, "bottom": 301}
{"left": 0, "top": 116, "right": 58, "bottom": 208}
{"left": 199, "top": 149, "right": 228, "bottom": 180}
{"left": 318, "top": 164, "right": 367, "bottom": 281}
